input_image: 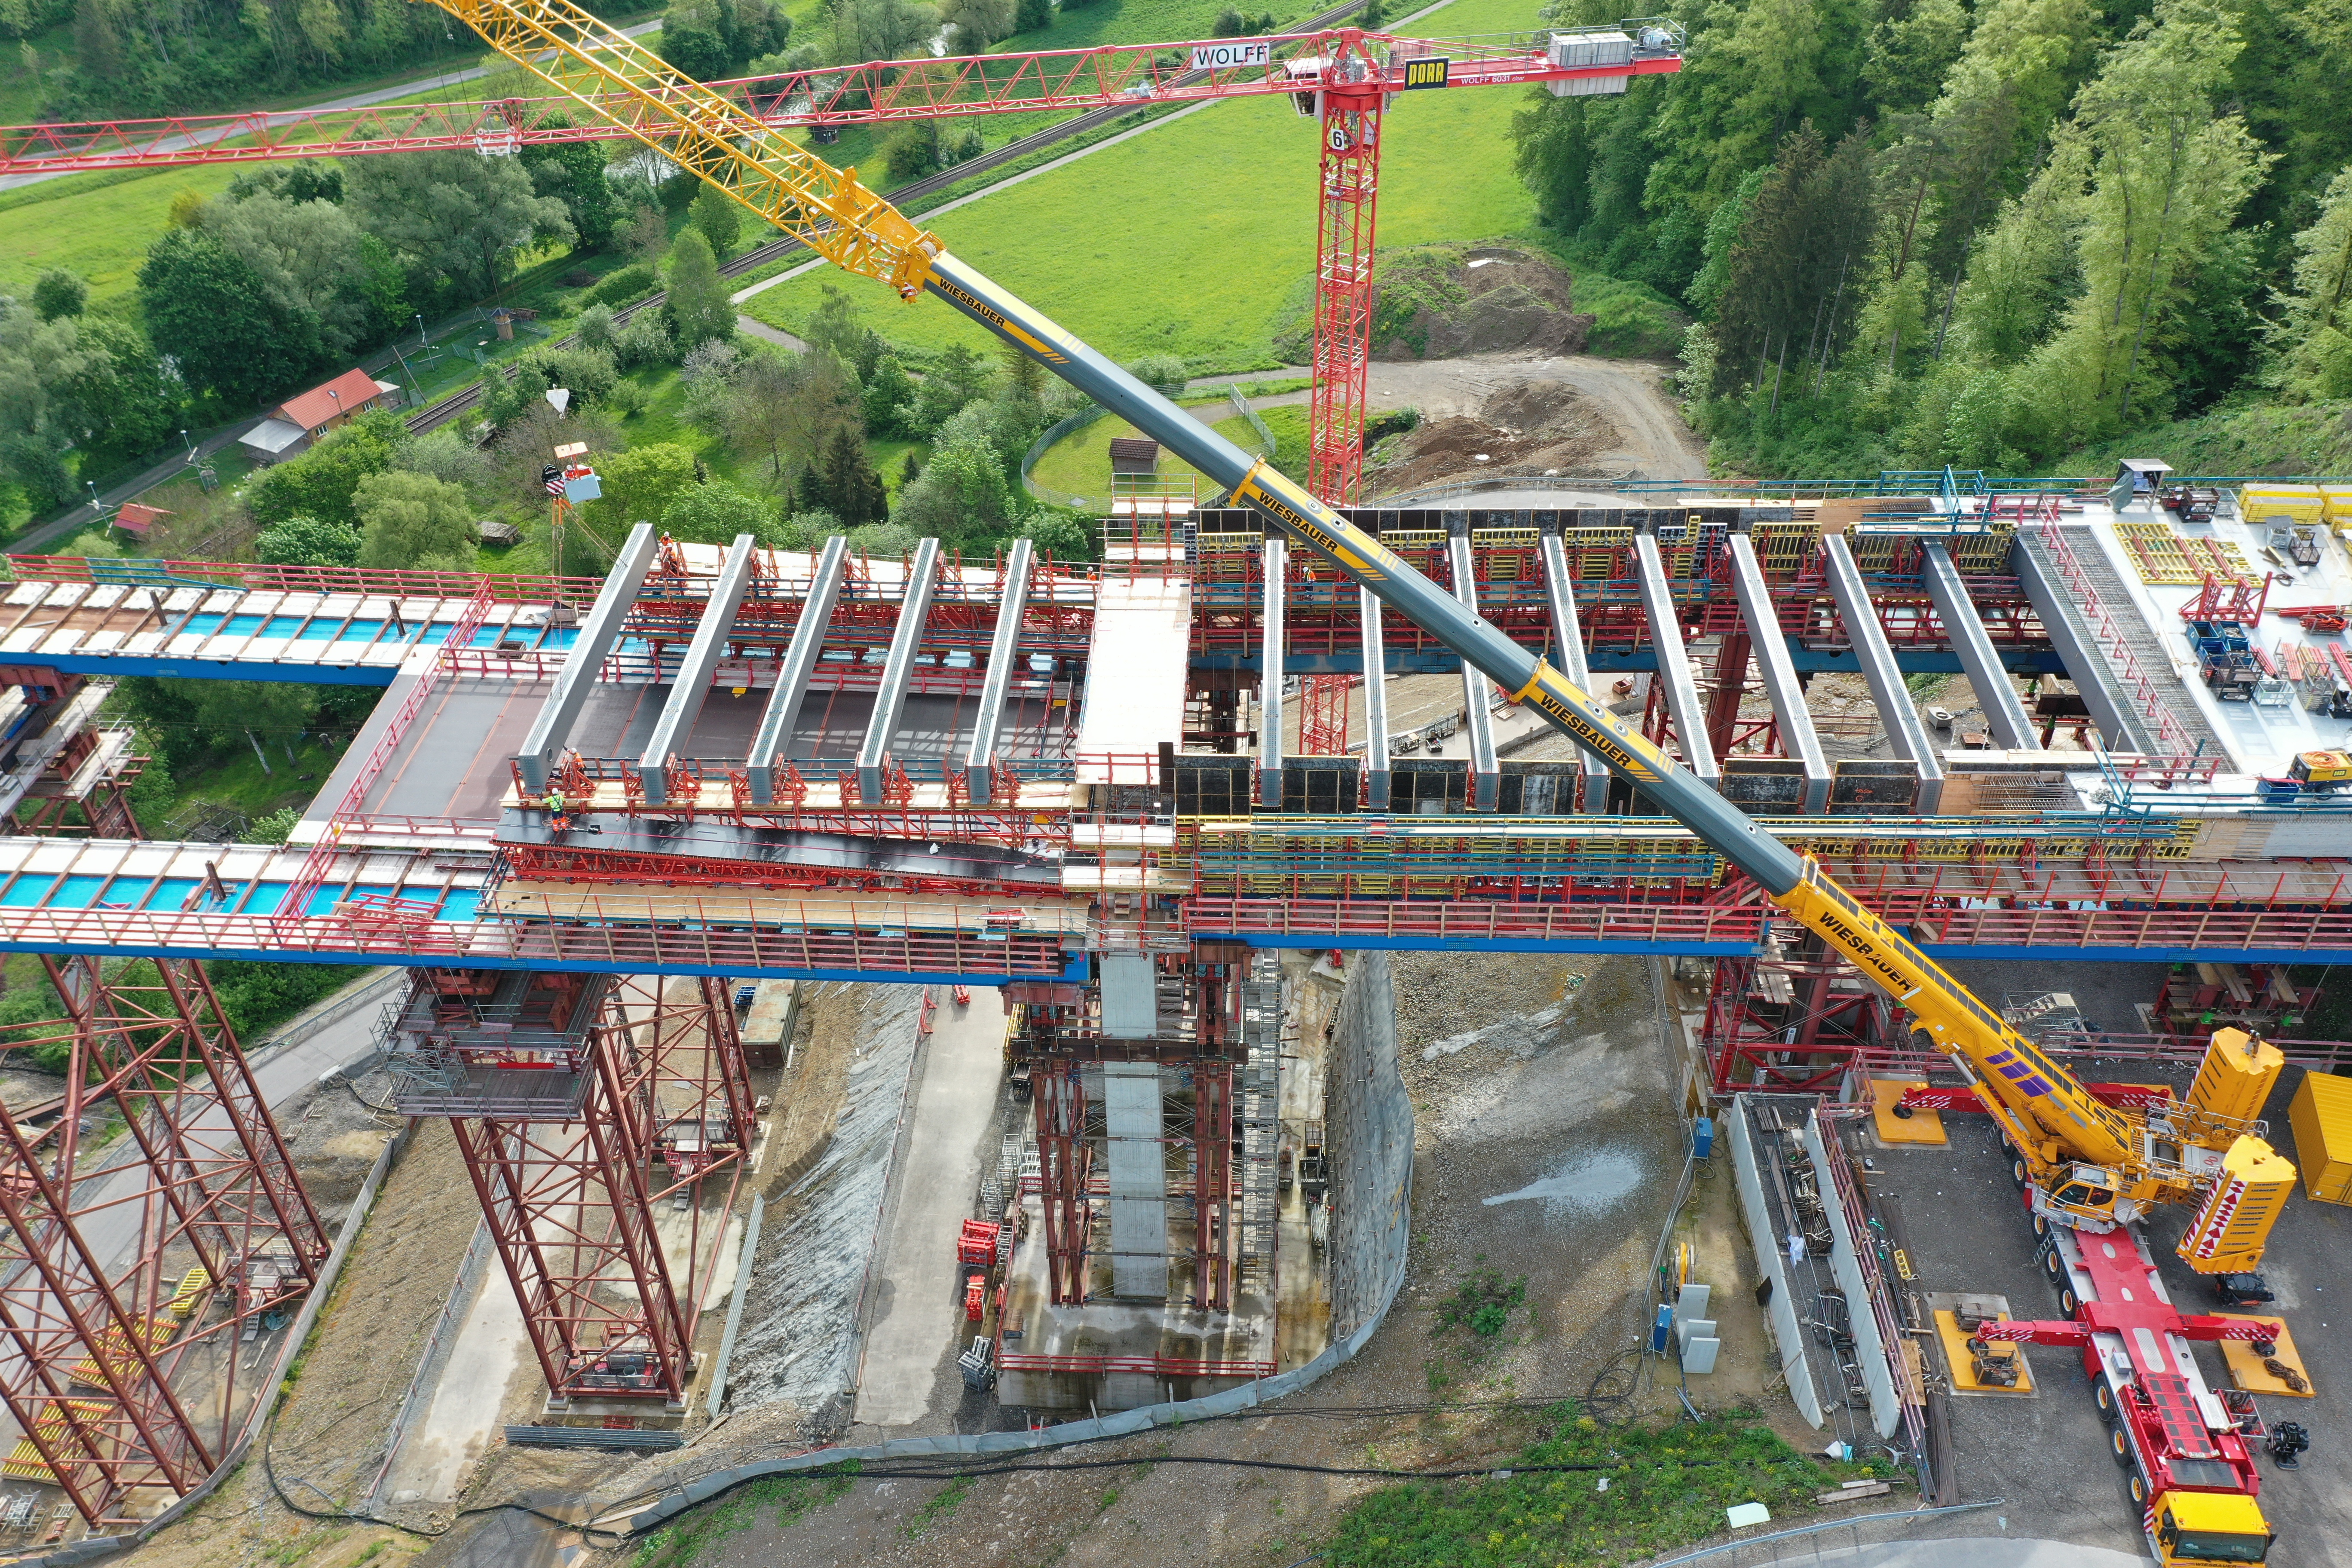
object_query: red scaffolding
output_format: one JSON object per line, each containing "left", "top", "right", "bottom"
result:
{"left": 0, "top": 956, "right": 328, "bottom": 1524}
{"left": 393, "top": 971, "right": 753, "bottom": 1405}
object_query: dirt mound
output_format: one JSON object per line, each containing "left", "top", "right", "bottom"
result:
{"left": 1373, "top": 246, "right": 1595, "bottom": 361}
{"left": 1370, "top": 376, "right": 1621, "bottom": 493}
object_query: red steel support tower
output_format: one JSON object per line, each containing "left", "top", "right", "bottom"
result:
{"left": 0, "top": 955, "right": 328, "bottom": 1524}
{"left": 394, "top": 972, "right": 754, "bottom": 1405}
{"left": 1308, "top": 81, "right": 1383, "bottom": 505}
{"left": 1294, "top": 77, "right": 1386, "bottom": 756}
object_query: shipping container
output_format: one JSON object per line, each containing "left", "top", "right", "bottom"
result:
{"left": 2288, "top": 1067, "right": 2352, "bottom": 1204}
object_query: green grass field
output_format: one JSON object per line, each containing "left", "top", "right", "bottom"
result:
{"left": 0, "top": 166, "right": 246, "bottom": 308}
{"left": 743, "top": 0, "right": 1542, "bottom": 372}
{"left": 1029, "top": 410, "right": 1262, "bottom": 500}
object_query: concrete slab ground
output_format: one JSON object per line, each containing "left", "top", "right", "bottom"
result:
{"left": 381, "top": 1249, "right": 525, "bottom": 1504}
{"left": 850, "top": 993, "right": 1008, "bottom": 1430}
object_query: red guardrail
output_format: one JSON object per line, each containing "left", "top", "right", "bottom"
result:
{"left": 6, "top": 555, "right": 603, "bottom": 603}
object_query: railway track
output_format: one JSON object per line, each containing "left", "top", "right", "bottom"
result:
{"left": 407, "top": 0, "right": 1369, "bottom": 435}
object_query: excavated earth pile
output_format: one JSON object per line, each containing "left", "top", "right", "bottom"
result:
{"left": 1370, "top": 376, "right": 1623, "bottom": 492}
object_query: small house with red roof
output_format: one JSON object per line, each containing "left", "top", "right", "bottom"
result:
{"left": 111, "top": 502, "right": 170, "bottom": 539}
{"left": 238, "top": 368, "right": 403, "bottom": 466}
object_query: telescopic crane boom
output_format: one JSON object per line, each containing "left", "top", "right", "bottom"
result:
{"left": 416, "top": 0, "right": 2294, "bottom": 1266}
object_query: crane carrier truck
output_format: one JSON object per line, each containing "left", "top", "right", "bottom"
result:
{"left": 416, "top": 3, "right": 2302, "bottom": 1556}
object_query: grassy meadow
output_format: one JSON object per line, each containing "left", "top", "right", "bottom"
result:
{"left": 745, "top": 0, "right": 1545, "bottom": 371}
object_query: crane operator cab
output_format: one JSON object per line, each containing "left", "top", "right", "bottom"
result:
{"left": 2040, "top": 1164, "right": 2122, "bottom": 1225}
{"left": 2155, "top": 1491, "right": 2273, "bottom": 1564}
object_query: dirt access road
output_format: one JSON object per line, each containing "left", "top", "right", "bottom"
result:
{"left": 1363, "top": 352, "right": 1710, "bottom": 483}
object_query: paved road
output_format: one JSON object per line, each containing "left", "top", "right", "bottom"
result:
{"left": 0, "top": 21, "right": 664, "bottom": 193}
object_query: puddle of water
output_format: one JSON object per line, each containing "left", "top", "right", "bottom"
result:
{"left": 1482, "top": 1146, "right": 1647, "bottom": 1216}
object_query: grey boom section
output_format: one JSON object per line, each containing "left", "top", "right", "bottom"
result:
{"left": 1727, "top": 534, "right": 1831, "bottom": 815}
{"left": 1359, "top": 588, "right": 1390, "bottom": 811}
{"left": 963, "top": 538, "right": 1034, "bottom": 805}
{"left": 1823, "top": 533, "right": 1945, "bottom": 813}
{"left": 1923, "top": 542, "right": 2039, "bottom": 751}
{"left": 516, "top": 521, "right": 658, "bottom": 793}
{"left": 918, "top": 251, "right": 1808, "bottom": 895}
{"left": 1258, "top": 535, "right": 1286, "bottom": 807}
{"left": 856, "top": 536, "right": 941, "bottom": 803}
{"left": 746, "top": 534, "right": 849, "bottom": 805}
{"left": 1537, "top": 533, "right": 1608, "bottom": 814}
{"left": 639, "top": 533, "right": 759, "bottom": 806}
{"left": 1633, "top": 533, "right": 1718, "bottom": 783}
{"left": 1447, "top": 531, "right": 1500, "bottom": 810}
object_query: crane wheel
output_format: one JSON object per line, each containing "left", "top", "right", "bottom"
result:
{"left": 2060, "top": 1287, "right": 2079, "bottom": 1316}
{"left": 2128, "top": 1470, "right": 2148, "bottom": 1506}
{"left": 2011, "top": 1155, "right": 2030, "bottom": 1188}
{"left": 2044, "top": 1250, "right": 2065, "bottom": 1283}
{"left": 2111, "top": 1427, "right": 2131, "bottom": 1465}
{"left": 2094, "top": 1382, "right": 2116, "bottom": 1421}
{"left": 2031, "top": 1213, "right": 2051, "bottom": 1239}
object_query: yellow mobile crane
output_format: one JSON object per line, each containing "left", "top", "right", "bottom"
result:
{"left": 413, "top": 6, "right": 2295, "bottom": 1555}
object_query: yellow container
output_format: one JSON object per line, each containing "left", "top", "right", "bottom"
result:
{"left": 2242, "top": 483, "right": 2325, "bottom": 525}
{"left": 2288, "top": 1068, "right": 2352, "bottom": 1204}
{"left": 2322, "top": 485, "right": 2352, "bottom": 524}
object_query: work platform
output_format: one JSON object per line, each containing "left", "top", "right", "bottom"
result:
{"left": 0, "top": 478, "right": 2341, "bottom": 977}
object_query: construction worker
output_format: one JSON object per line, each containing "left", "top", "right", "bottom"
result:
{"left": 543, "top": 783, "right": 602, "bottom": 836}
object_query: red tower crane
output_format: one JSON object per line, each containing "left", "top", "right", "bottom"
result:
{"left": 0, "top": 23, "right": 1682, "bottom": 513}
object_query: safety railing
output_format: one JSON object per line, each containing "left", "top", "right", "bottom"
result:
{"left": 990, "top": 1350, "right": 1275, "bottom": 1378}
{"left": 1913, "top": 902, "right": 2352, "bottom": 956}
{"left": 4, "top": 554, "right": 603, "bottom": 602}
{"left": 0, "top": 902, "right": 1083, "bottom": 976}
{"left": 2030, "top": 516, "right": 2202, "bottom": 759}
{"left": 277, "top": 588, "right": 496, "bottom": 928}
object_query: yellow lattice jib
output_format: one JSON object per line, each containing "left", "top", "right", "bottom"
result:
{"left": 421, "top": 0, "right": 942, "bottom": 297}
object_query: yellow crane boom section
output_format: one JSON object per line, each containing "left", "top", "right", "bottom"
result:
{"left": 427, "top": 0, "right": 942, "bottom": 297}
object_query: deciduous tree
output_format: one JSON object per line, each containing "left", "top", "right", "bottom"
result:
{"left": 664, "top": 228, "right": 735, "bottom": 351}
{"left": 344, "top": 151, "right": 574, "bottom": 299}
{"left": 137, "top": 227, "right": 324, "bottom": 407}
{"left": 355, "top": 469, "right": 475, "bottom": 572}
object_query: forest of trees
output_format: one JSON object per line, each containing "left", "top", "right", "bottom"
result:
{"left": 1511, "top": 0, "right": 2352, "bottom": 474}
{"left": 6, "top": 0, "right": 794, "bottom": 121}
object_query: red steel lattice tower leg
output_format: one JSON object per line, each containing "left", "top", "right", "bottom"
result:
{"left": 0, "top": 955, "right": 329, "bottom": 1524}
{"left": 1298, "top": 675, "right": 1354, "bottom": 758}
{"left": 1298, "top": 82, "right": 1384, "bottom": 756}
{"left": 1033, "top": 1058, "right": 1092, "bottom": 1305}
{"left": 1308, "top": 84, "right": 1383, "bottom": 504}
{"left": 447, "top": 974, "right": 749, "bottom": 1404}
{"left": 1193, "top": 1060, "right": 1233, "bottom": 1312}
